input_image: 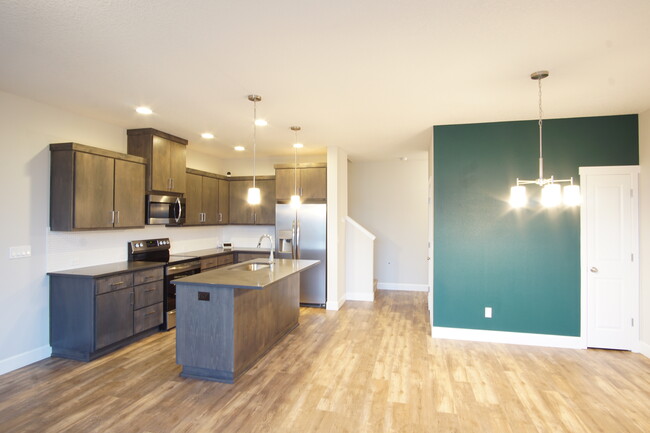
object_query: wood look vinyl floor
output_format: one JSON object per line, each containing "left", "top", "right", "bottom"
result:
{"left": 1, "top": 291, "right": 649, "bottom": 433}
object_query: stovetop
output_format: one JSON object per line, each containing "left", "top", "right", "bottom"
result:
{"left": 128, "top": 238, "right": 198, "bottom": 265}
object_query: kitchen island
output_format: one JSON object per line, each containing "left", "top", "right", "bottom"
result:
{"left": 174, "top": 258, "right": 319, "bottom": 383}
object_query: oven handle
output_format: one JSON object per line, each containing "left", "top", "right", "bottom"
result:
{"left": 167, "top": 261, "right": 200, "bottom": 275}
{"left": 174, "top": 197, "right": 183, "bottom": 223}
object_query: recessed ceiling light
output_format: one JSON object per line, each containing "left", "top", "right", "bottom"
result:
{"left": 400, "top": 156, "right": 408, "bottom": 161}
{"left": 234, "top": 145, "right": 245, "bottom": 151}
{"left": 201, "top": 132, "right": 214, "bottom": 139}
{"left": 293, "top": 143, "right": 304, "bottom": 149}
{"left": 135, "top": 106, "right": 153, "bottom": 115}
{"left": 254, "top": 119, "right": 268, "bottom": 127}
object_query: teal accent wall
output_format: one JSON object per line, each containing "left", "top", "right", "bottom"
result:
{"left": 433, "top": 115, "right": 638, "bottom": 336}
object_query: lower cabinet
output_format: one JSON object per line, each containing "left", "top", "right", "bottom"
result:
{"left": 200, "top": 253, "right": 234, "bottom": 272}
{"left": 50, "top": 265, "right": 164, "bottom": 361}
{"left": 235, "top": 252, "right": 271, "bottom": 263}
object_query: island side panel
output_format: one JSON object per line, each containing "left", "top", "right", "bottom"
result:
{"left": 176, "top": 283, "right": 235, "bottom": 374}
{"left": 233, "top": 273, "right": 300, "bottom": 375}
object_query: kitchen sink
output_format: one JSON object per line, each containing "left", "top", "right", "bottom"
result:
{"left": 228, "top": 262, "right": 271, "bottom": 271}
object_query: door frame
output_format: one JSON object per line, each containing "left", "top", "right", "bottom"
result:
{"left": 579, "top": 165, "right": 640, "bottom": 351}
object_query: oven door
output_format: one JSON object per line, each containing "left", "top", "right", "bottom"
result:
{"left": 163, "top": 263, "right": 200, "bottom": 330}
{"left": 146, "top": 195, "right": 186, "bottom": 225}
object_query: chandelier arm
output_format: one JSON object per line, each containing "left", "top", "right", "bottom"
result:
{"left": 538, "top": 75, "right": 544, "bottom": 182}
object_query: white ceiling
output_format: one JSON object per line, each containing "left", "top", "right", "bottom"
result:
{"left": 1, "top": 0, "right": 649, "bottom": 161}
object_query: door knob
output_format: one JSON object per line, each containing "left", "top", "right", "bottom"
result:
{"left": 590, "top": 267, "right": 599, "bottom": 273}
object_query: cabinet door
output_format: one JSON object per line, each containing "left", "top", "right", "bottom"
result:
{"left": 256, "top": 179, "right": 276, "bottom": 225}
{"left": 218, "top": 179, "right": 230, "bottom": 224}
{"left": 202, "top": 176, "right": 220, "bottom": 224}
{"left": 95, "top": 287, "right": 134, "bottom": 350}
{"left": 300, "top": 168, "right": 327, "bottom": 200}
{"left": 275, "top": 168, "right": 299, "bottom": 201}
{"left": 151, "top": 136, "right": 171, "bottom": 192}
{"left": 74, "top": 152, "right": 114, "bottom": 229}
{"left": 229, "top": 180, "right": 255, "bottom": 224}
{"left": 185, "top": 173, "right": 203, "bottom": 225}
{"left": 169, "top": 141, "right": 187, "bottom": 194}
{"left": 114, "top": 159, "right": 145, "bottom": 228}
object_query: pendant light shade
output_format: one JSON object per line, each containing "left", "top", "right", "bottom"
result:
{"left": 247, "top": 94, "right": 262, "bottom": 205}
{"left": 541, "top": 183, "right": 562, "bottom": 207}
{"left": 248, "top": 187, "right": 261, "bottom": 205}
{"left": 563, "top": 184, "right": 581, "bottom": 206}
{"left": 509, "top": 71, "right": 580, "bottom": 208}
{"left": 509, "top": 185, "right": 527, "bottom": 208}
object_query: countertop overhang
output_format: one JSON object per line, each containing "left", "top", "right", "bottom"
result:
{"left": 175, "top": 259, "right": 319, "bottom": 290}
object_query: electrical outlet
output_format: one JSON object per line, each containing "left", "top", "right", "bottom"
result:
{"left": 9, "top": 245, "right": 31, "bottom": 259}
{"left": 485, "top": 307, "right": 492, "bottom": 318}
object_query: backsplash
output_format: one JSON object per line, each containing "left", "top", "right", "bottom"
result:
{"left": 46, "top": 224, "right": 276, "bottom": 271}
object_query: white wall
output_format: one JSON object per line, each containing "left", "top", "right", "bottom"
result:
{"left": 348, "top": 159, "right": 428, "bottom": 291}
{"left": 0, "top": 91, "right": 278, "bottom": 375}
{"left": 326, "top": 146, "right": 348, "bottom": 310}
{"left": 639, "top": 109, "right": 650, "bottom": 357}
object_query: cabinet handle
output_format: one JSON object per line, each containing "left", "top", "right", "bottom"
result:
{"left": 219, "top": 212, "right": 222, "bottom": 222}
{"left": 144, "top": 311, "right": 156, "bottom": 317}
{"left": 130, "top": 292, "right": 134, "bottom": 306}
{"left": 168, "top": 178, "right": 172, "bottom": 190}
{"left": 110, "top": 281, "right": 125, "bottom": 286}
{"left": 116, "top": 210, "right": 120, "bottom": 225}
{"left": 254, "top": 213, "right": 257, "bottom": 224}
{"left": 144, "top": 287, "right": 156, "bottom": 293}
{"left": 111, "top": 210, "right": 115, "bottom": 224}
{"left": 143, "top": 276, "right": 152, "bottom": 281}
{"left": 171, "top": 178, "right": 175, "bottom": 190}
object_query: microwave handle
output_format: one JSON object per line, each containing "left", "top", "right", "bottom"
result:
{"left": 174, "top": 197, "right": 182, "bottom": 223}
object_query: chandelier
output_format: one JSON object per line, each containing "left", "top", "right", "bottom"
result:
{"left": 509, "top": 71, "right": 581, "bottom": 208}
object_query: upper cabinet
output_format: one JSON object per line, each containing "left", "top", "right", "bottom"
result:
{"left": 229, "top": 177, "right": 276, "bottom": 225}
{"left": 50, "top": 143, "right": 146, "bottom": 231}
{"left": 274, "top": 163, "right": 326, "bottom": 202}
{"left": 184, "top": 168, "right": 229, "bottom": 226}
{"left": 127, "top": 128, "right": 188, "bottom": 195}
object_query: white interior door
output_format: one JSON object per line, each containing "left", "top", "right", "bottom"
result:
{"left": 581, "top": 166, "right": 639, "bottom": 350}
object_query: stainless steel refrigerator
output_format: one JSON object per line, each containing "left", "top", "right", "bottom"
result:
{"left": 276, "top": 203, "right": 327, "bottom": 306}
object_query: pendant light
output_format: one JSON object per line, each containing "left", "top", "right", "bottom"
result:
{"left": 509, "top": 71, "right": 581, "bottom": 208}
{"left": 247, "top": 94, "right": 262, "bottom": 205}
{"left": 290, "top": 126, "right": 302, "bottom": 208}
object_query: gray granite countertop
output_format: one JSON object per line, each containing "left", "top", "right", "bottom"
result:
{"left": 174, "top": 259, "right": 319, "bottom": 290}
{"left": 47, "top": 261, "right": 164, "bottom": 278}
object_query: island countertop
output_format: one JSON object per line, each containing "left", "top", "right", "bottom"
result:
{"left": 175, "top": 258, "right": 319, "bottom": 289}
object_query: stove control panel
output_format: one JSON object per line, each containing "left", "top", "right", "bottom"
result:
{"left": 128, "top": 238, "right": 171, "bottom": 254}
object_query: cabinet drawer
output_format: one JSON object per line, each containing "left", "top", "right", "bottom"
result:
{"left": 201, "top": 257, "right": 219, "bottom": 271}
{"left": 134, "top": 303, "right": 163, "bottom": 334}
{"left": 134, "top": 267, "right": 163, "bottom": 285}
{"left": 217, "top": 253, "right": 234, "bottom": 267}
{"left": 236, "top": 252, "right": 268, "bottom": 263}
{"left": 134, "top": 281, "right": 163, "bottom": 309}
{"left": 95, "top": 273, "right": 134, "bottom": 295}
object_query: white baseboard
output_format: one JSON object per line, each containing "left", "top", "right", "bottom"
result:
{"left": 346, "top": 291, "right": 374, "bottom": 302}
{"left": 326, "top": 296, "right": 346, "bottom": 311}
{"left": 431, "top": 326, "right": 585, "bottom": 349}
{"left": 639, "top": 340, "right": 650, "bottom": 359}
{"left": 0, "top": 345, "right": 52, "bottom": 376}
{"left": 377, "top": 282, "right": 428, "bottom": 292}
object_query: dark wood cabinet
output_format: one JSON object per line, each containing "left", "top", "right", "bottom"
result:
{"left": 49, "top": 264, "right": 164, "bottom": 361}
{"left": 229, "top": 177, "right": 276, "bottom": 225}
{"left": 50, "top": 143, "right": 146, "bottom": 231}
{"left": 200, "top": 253, "right": 234, "bottom": 272}
{"left": 218, "top": 179, "right": 230, "bottom": 225}
{"left": 274, "top": 164, "right": 326, "bottom": 202}
{"left": 95, "top": 287, "right": 134, "bottom": 349}
{"left": 184, "top": 168, "right": 229, "bottom": 226}
{"left": 127, "top": 128, "right": 188, "bottom": 194}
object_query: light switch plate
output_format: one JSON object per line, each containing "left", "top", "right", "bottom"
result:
{"left": 485, "top": 307, "right": 492, "bottom": 318}
{"left": 9, "top": 245, "right": 31, "bottom": 259}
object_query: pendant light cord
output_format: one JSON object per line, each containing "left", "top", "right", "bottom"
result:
{"left": 294, "top": 129, "right": 298, "bottom": 195}
{"left": 538, "top": 76, "right": 544, "bottom": 182}
{"left": 253, "top": 100, "right": 257, "bottom": 188}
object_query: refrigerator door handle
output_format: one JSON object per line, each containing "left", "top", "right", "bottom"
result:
{"left": 291, "top": 220, "right": 296, "bottom": 259}
{"left": 296, "top": 220, "right": 301, "bottom": 259}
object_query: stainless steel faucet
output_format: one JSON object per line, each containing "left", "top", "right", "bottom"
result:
{"left": 257, "top": 234, "right": 274, "bottom": 263}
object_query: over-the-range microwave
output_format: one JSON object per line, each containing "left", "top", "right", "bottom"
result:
{"left": 146, "top": 194, "right": 186, "bottom": 225}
